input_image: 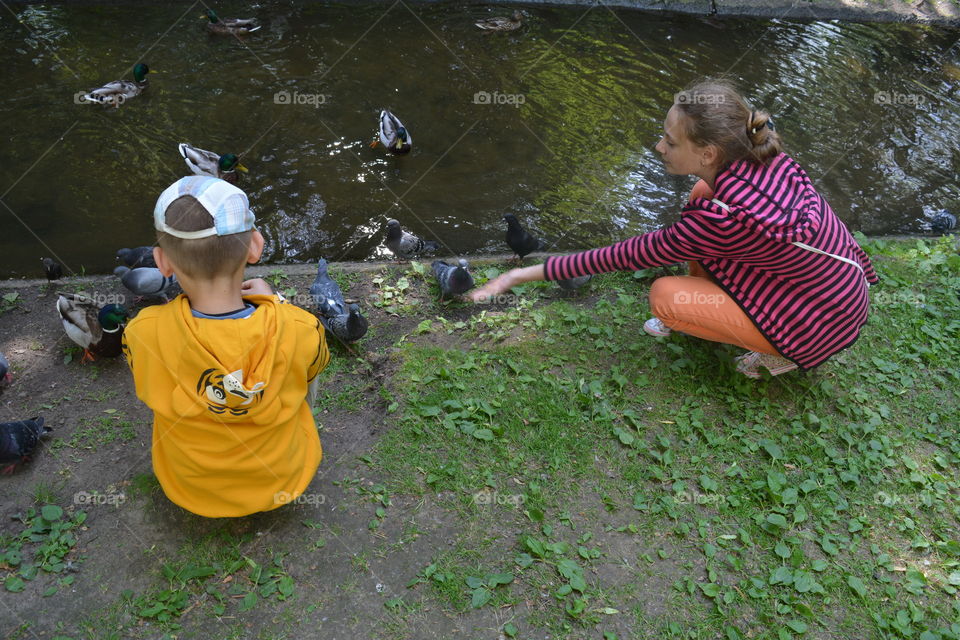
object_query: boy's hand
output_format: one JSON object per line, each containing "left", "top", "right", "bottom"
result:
{"left": 241, "top": 278, "right": 274, "bottom": 296}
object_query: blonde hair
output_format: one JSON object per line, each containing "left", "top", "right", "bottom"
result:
{"left": 156, "top": 196, "right": 252, "bottom": 279}
{"left": 674, "top": 79, "right": 782, "bottom": 167}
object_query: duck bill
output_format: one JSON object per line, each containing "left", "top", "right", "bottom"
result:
{"left": 236, "top": 163, "right": 249, "bottom": 173}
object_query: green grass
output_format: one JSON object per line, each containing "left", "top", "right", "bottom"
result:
{"left": 365, "top": 235, "right": 960, "bottom": 639}
{"left": 7, "top": 236, "right": 956, "bottom": 640}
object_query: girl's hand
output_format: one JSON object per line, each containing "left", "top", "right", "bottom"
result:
{"left": 241, "top": 278, "right": 274, "bottom": 296}
{"left": 469, "top": 265, "right": 546, "bottom": 303}
{"left": 469, "top": 271, "right": 516, "bottom": 303}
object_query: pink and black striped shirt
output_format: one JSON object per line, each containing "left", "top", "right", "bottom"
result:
{"left": 544, "top": 153, "right": 879, "bottom": 370}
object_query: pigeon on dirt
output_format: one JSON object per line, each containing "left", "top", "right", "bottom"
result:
{"left": 0, "top": 417, "right": 50, "bottom": 474}
{"left": 325, "top": 303, "right": 369, "bottom": 344}
{"left": 309, "top": 260, "right": 368, "bottom": 343}
{"left": 116, "top": 246, "right": 157, "bottom": 269}
{"left": 0, "top": 352, "right": 11, "bottom": 389}
{"left": 41, "top": 257, "right": 63, "bottom": 281}
{"left": 503, "top": 214, "right": 543, "bottom": 261}
{"left": 114, "top": 266, "right": 177, "bottom": 301}
{"left": 432, "top": 259, "right": 475, "bottom": 298}
{"left": 385, "top": 219, "right": 439, "bottom": 260}
{"left": 556, "top": 274, "right": 593, "bottom": 291}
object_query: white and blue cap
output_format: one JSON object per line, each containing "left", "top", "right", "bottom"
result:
{"left": 154, "top": 176, "right": 256, "bottom": 239}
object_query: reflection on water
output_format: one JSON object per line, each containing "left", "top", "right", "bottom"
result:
{"left": 0, "top": 2, "right": 957, "bottom": 276}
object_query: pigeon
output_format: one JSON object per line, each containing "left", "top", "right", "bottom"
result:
{"left": 309, "top": 258, "right": 345, "bottom": 318}
{"left": 41, "top": 257, "right": 63, "bottom": 281}
{"left": 432, "top": 259, "right": 475, "bottom": 298}
{"left": 325, "top": 303, "right": 369, "bottom": 344}
{"left": 385, "top": 219, "right": 439, "bottom": 259}
{"left": 373, "top": 110, "right": 412, "bottom": 154}
{"left": 57, "top": 294, "right": 128, "bottom": 362}
{"left": 116, "top": 246, "right": 157, "bottom": 269}
{"left": 504, "top": 214, "right": 543, "bottom": 261}
{"left": 0, "top": 352, "right": 11, "bottom": 389}
{"left": 556, "top": 274, "right": 593, "bottom": 291}
{"left": 931, "top": 211, "right": 956, "bottom": 234}
{"left": 309, "top": 260, "right": 368, "bottom": 343}
{"left": 114, "top": 266, "right": 177, "bottom": 302}
{"left": 0, "top": 417, "right": 50, "bottom": 474}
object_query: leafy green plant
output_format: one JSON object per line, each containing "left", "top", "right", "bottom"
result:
{"left": 1, "top": 505, "right": 85, "bottom": 594}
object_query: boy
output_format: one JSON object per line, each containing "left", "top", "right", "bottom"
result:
{"left": 122, "top": 176, "right": 329, "bottom": 517}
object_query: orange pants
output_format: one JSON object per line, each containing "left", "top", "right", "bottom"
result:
{"left": 647, "top": 180, "right": 779, "bottom": 356}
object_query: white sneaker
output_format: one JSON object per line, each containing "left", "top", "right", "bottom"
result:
{"left": 734, "top": 351, "right": 798, "bottom": 378}
{"left": 643, "top": 317, "right": 672, "bottom": 337}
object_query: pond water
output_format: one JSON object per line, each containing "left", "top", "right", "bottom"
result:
{"left": 1, "top": 2, "right": 958, "bottom": 277}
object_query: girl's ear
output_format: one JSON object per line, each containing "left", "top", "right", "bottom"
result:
{"left": 247, "top": 230, "right": 265, "bottom": 264}
{"left": 702, "top": 143, "right": 720, "bottom": 168}
{"left": 153, "top": 246, "right": 176, "bottom": 277}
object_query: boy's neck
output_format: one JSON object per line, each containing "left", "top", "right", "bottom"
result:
{"left": 178, "top": 270, "right": 248, "bottom": 316}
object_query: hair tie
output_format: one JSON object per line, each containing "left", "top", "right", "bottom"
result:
{"left": 749, "top": 110, "right": 757, "bottom": 135}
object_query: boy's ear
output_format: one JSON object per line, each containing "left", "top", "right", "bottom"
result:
{"left": 153, "top": 246, "right": 176, "bottom": 278}
{"left": 247, "top": 230, "right": 265, "bottom": 265}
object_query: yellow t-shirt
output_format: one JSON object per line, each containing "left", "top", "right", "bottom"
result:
{"left": 122, "top": 294, "right": 329, "bottom": 517}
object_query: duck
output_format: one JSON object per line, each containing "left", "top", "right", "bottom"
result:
{"left": 475, "top": 11, "right": 524, "bottom": 32}
{"left": 202, "top": 9, "right": 261, "bottom": 35}
{"left": 79, "top": 63, "right": 153, "bottom": 107}
{"left": 178, "top": 143, "right": 248, "bottom": 183}
{"left": 372, "top": 110, "right": 412, "bottom": 154}
{"left": 56, "top": 293, "right": 128, "bottom": 362}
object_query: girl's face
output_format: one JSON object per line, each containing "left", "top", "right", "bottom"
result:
{"left": 655, "top": 106, "right": 712, "bottom": 176}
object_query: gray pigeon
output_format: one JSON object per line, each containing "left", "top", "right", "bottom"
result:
{"left": 309, "top": 260, "right": 368, "bottom": 344}
{"left": 931, "top": 211, "right": 956, "bottom": 234}
{"left": 385, "top": 219, "right": 439, "bottom": 259}
{"left": 557, "top": 274, "right": 593, "bottom": 291}
{"left": 325, "top": 303, "right": 369, "bottom": 344}
{"left": 0, "top": 417, "right": 50, "bottom": 474}
{"left": 116, "top": 246, "right": 157, "bottom": 269}
{"left": 0, "top": 352, "right": 10, "bottom": 389}
{"left": 41, "top": 257, "right": 63, "bottom": 281}
{"left": 309, "top": 259, "right": 345, "bottom": 318}
{"left": 114, "top": 266, "right": 177, "bottom": 301}
{"left": 432, "top": 259, "right": 475, "bottom": 298}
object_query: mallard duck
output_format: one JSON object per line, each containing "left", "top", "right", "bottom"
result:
{"left": 178, "top": 143, "right": 248, "bottom": 182}
{"left": 371, "top": 110, "right": 412, "bottom": 154}
{"left": 202, "top": 9, "right": 261, "bottom": 35}
{"left": 79, "top": 63, "right": 153, "bottom": 107}
{"left": 56, "top": 294, "right": 127, "bottom": 362}
{"left": 475, "top": 11, "right": 524, "bottom": 32}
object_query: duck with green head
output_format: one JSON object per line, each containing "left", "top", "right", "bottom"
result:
{"left": 178, "top": 143, "right": 248, "bottom": 183}
{"left": 202, "top": 9, "right": 261, "bottom": 35}
{"left": 79, "top": 63, "right": 154, "bottom": 107}
{"left": 372, "top": 110, "right": 412, "bottom": 155}
{"left": 56, "top": 294, "right": 128, "bottom": 362}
